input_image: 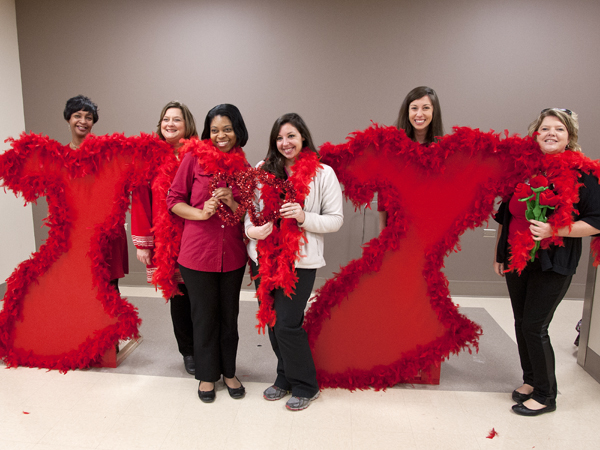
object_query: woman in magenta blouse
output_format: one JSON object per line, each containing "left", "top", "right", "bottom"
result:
{"left": 167, "top": 104, "right": 249, "bottom": 403}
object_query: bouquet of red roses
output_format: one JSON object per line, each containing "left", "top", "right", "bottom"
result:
{"left": 516, "top": 175, "right": 559, "bottom": 261}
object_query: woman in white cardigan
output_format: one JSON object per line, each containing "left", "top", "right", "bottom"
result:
{"left": 245, "top": 113, "right": 343, "bottom": 411}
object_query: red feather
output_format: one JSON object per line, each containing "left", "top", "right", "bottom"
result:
{"left": 486, "top": 428, "right": 499, "bottom": 439}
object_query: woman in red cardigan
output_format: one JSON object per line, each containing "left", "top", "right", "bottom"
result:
{"left": 131, "top": 101, "right": 198, "bottom": 375}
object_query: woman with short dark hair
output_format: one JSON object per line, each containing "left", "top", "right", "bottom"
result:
{"left": 63, "top": 95, "right": 128, "bottom": 288}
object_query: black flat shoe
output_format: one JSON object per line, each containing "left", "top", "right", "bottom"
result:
{"left": 183, "top": 355, "right": 196, "bottom": 375}
{"left": 512, "top": 402, "right": 556, "bottom": 416}
{"left": 224, "top": 376, "right": 245, "bottom": 399}
{"left": 198, "top": 382, "right": 215, "bottom": 403}
{"left": 512, "top": 389, "right": 533, "bottom": 403}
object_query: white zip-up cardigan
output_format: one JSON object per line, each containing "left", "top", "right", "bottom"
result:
{"left": 245, "top": 161, "right": 344, "bottom": 269}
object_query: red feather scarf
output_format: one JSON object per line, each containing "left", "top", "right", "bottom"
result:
{"left": 255, "top": 150, "right": 322, "bottom": 331}
{"left": 508, "top": 150, "right": 600, "bottom": 273}
{"left": 152, "top": 139, "right": 249, "bottom": 298}
{"left": 188, "top": 139, "right": 250, "bottom": 175}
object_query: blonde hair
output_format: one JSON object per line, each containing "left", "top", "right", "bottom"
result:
{"left": 527, "top": 108, "right": 580, "bottom": 152}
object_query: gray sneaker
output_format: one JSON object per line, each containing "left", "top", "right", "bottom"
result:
{"left": 285, "top": 391, "right": 320, "bottom": 411}
{"left": 263, "top": 385, "right": 290, "bottom": 401}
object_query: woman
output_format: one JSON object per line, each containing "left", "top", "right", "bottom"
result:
{"left": 64, "top": 95, "right": 129, "bottom": 290}
{"left": 378, "top": 86, "right": 444, "bottom": 232}
{"left": 245, "top": 113, "right": 344, "bottom": 411}
{"left": 131, "top": 101, "right": 197, "bottom": 375}
{"left": 167, "top": 104, "right": 249, "bottom": 403}
{"left": 493, "top": 108, "right": 600, "bottom": 416}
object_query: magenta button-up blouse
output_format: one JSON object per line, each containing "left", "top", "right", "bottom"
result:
{"left": 166, "top": 151, "right": 247, "bottom": 273}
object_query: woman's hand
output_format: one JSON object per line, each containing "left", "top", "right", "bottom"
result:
{"left": 247, "top": 221, "right": 274, "bottom": 240}
{"left": 213, "top": 187, "right": 238, "bottom": 212}
{"left": 280, "top": 202, "right": 305, "bottom": 224}
{"left": 202, "top": 197, "right": 219, "bottom": 218}
{"left": 493, "top": 261, "right": 505, "bottom": 277}
{"left": 529, "top": 219, "right": 553, "bottom": 241}
{"left": 137, "top": 248, "right": 153, "bottom": 266}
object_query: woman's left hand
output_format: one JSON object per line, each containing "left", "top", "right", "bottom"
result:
{"left": 213, "top": 187, "right": 238, "bottom": 212}
{"left": 529, "top": 219, "right": 553, "bottom": 241}
{"left": 280, "top": 202, "right": 305, "bottom": 224}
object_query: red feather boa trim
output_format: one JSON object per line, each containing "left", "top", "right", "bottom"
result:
{"left": 186, "top": 139, "right": 250, "bottom": 175}
{"left": 150, "top": 143, "right": 191, "bottom": 299}
{"left": 254, "top": 151, "right": 322, "bottom": 331}
{"left": 507, "top": 150, "right": 600, "bottom": 273}
{"left": 303, "top": 124, "right": 543, "bottom": 389}
{"left": 0, "top": 132, "right": 171, "bottom": 372}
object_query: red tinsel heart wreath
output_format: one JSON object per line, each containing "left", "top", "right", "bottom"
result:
{"left": 209, "top": 168, "right": 297, "bottom": 227}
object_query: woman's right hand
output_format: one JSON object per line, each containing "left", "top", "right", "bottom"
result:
{"left": 247, "top": 221, "right": 274, "bottom": 240}
{"left": 493, "top": 261, "right": 505, "bottom": 277}
{"left": 137, "top": 248, "right": 153, "bottom": 266}
{"left": 202, "top": 197, "right": 219, "bottom": 219}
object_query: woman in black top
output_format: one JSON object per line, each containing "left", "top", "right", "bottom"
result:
{"left": 493, "top": 108, "right": 600, "bottom": 416}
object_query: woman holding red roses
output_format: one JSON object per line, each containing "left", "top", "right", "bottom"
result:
{"left": 493, "top": 108, "right": 600, "bottom": 416}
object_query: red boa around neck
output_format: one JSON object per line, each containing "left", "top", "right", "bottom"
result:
{"left": 187, "top": 139, "right": 249, "bottom": 175}
{"left": 508, "top": 150, "right": 600, "bottom": 273}
{"left": 255, "top": 150, "right": 322, "bottom": 331}
{"left": 152, "top": 139, "right": 249, "bottom": 298}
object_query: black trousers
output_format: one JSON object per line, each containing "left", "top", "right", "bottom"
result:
{"left": 251, "top": 260, "right": 319, "bottom": 398}
{"left": 179, "top": 264, "right": 245, "bottom": 382}
{"left": 170, "top": 283, "right": 194, "bottom": 357}
{"left": 505, "top": 259, "right": 572, "bottom": 405}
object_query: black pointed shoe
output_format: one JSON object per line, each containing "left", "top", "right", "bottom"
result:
{"left": 224, "top": 376, "right": 245, "bottom": 399}
{"left": 198, "top": 382, "right": 216, "bottom": 403}
{"left": 512, "top": 401, "right": 556, "bottom": 416}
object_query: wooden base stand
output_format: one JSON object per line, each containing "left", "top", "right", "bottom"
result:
{"left": 94, "top": 335, "right": 143, "bottom": 368}
{"left": 405, "top": 364, "right": 441, "bottom": 385}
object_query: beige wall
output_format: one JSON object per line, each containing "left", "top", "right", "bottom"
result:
{"left": 13, "top": 0, "right": 600, "bottom": 296}
{"left": 0, "top": 0, "right": 35, "bottom": 288}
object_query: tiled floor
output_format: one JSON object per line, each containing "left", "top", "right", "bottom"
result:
{"left": 1, "top": 288, "right": 599, "bottom": 449}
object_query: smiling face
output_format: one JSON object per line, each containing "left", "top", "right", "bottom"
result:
{"left": 536, "top": 116, "right": 569, "bottom": 155}
{"left": 161, "top": 107, "right": 186, "bottom": 147}
{"left": 68, "top": 109, "right": 94, "bottom": 141}
{"left": 408, "top": 95, "right": 433, "bottom": 133}
{"left": 276, "top": 123, "right": 304, "bottom": 167}
{"left": 210, "top": 115, "right": 237, "bottom": 153}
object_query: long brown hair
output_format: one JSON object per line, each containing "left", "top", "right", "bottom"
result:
{"left": 394, "top": 86, "right": 444, "bottom": 145}
{"left": 261, "top": 113, "right": 319, "bottom": 179}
